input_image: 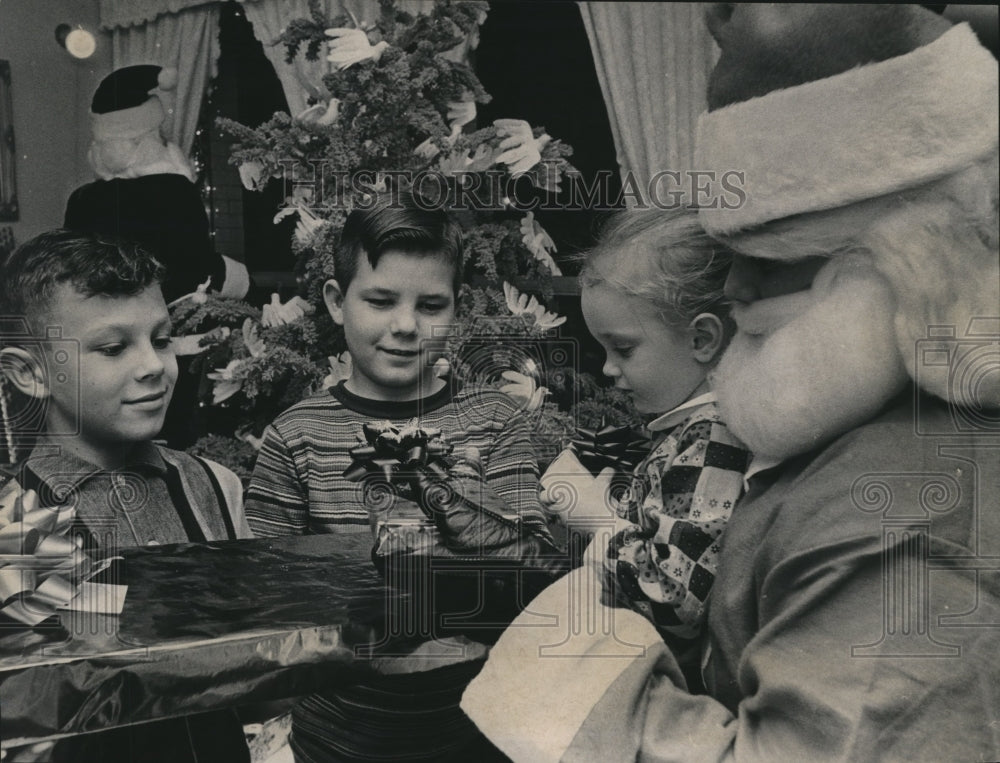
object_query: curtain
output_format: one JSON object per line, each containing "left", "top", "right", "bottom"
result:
{"left": 239, "top": 0, "right": 436, "bottom": 118}
{"left": 579, "top": 2, "right": 718, "bottom": 198}
{"left": 107, "top": 6, "right": 220, "bottom": 155}
{"left": 99, "top": 0, "right": 216, "bottom": 29}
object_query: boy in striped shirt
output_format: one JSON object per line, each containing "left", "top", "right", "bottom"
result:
{"left": 245, "top": 189, "right": 551, "bottom": 761}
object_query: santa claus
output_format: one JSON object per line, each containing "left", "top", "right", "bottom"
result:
{"left": 64, "top": 64, "right": 249, "bottom": 304}
{"left": 461, "top": 5, "right": 1000, "bottom": 761}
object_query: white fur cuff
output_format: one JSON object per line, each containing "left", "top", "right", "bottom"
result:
{"left": 696, "top": 23, "right": 999, "bottom": 235}
{"left": 219, "top": 256, "right": 250, "bottom": 299}
{"left": 92, "top": 97, "right": 164, "bottom": 141}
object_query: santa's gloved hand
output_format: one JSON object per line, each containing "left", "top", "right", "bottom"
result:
{"left": 539, "top": 449, "right": 620, "bottom": 529}
{"left": 325, "top": 27, "right": 389, "bottom": 70}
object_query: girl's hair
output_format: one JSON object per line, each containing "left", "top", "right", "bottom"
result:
{"left": 580, "top": 208, "right": 734, "bottom": 327}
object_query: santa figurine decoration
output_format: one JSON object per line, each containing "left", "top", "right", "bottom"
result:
{"left": 64, "top": 64, "right": 249, "bottom": 303}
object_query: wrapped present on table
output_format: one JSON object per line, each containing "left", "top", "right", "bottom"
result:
{"left": 0, "top": 533, "right": 440, "bottom": 744}
{"left": 343, "top": 420, "right": 564, "bottom": 568}
{"left": 343, "top": 420, "right": 567, "bottom": 642}
{"left": 0, "top": 478, "right": 125, "bottom": 627}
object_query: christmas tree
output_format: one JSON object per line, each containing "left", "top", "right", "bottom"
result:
{"left": 172, "top": 0, "right": 637, "bottom": 481}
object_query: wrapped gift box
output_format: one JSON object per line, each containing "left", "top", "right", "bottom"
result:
{"left": 0, "top": 533, "right": 534, "bottom": 744}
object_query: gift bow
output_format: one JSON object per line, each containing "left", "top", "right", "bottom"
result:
{"left": 343, "top": 422, "right": 457, "bottom": 511}
{"left": 342, "top": 421, "right": 524, "bottom": 542}
{"left": 570, "top": 422, "right": 651, "bottom": 476}
{"left": 0, "top": 484, "right": 92, "bottom": 626}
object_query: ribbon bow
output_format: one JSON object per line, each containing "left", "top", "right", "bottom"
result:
{"left": 570, "top": 420, "right": 651, "bottom": 477}
{"left": 0, "top": 482, "right": 93, "bottom": 626}
{"left": 343, "top": 421, "right": 455, "bottom": 516}
{"left": 343, "top": 421, "right": 531, "bottom": 557}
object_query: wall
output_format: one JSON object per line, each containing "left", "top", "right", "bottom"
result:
{"left": 0, "top": 0, "right": 111, "bottom": 243}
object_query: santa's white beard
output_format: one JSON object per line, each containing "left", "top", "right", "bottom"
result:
{"left": 712, "top": 257, "right": 909, "bottom": 461}
{"left": 89, "top": 133, "right": 195, "bottom": 182}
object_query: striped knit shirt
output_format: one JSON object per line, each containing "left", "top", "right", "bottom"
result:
{"left": 245, "top": 379, "right": 548, "bottom": 541}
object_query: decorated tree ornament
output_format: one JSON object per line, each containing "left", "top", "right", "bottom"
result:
{"left": 325, "top": 27, "right": 389, "bottom": 69}
{"left": 296, "top": 98, "right": 341, "bottom": 126}
{"left": 499, "top": 370, "right": 549, "bottom": 412}
{"left": 494, "top": 119, "right": 551, "bottom": 176}
{"left": 520, "top": 212, "right": 561, "bottom": 275}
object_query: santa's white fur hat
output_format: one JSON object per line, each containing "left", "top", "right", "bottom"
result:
{"left": 697, "top": 22, "right": 998, "bottom": 238}
{"left": 696, "top": 4, "right": 999, "bottom": 411}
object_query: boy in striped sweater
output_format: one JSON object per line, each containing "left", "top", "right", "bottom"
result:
{"left": 245, "top": 189, "right": 551, "bottom": 761}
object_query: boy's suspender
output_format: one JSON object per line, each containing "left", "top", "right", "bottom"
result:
{"left": 191, "top": 456, "right": 238, "bottom": 541}
{"left": 162, "top": 459, "right": 209, "bottom": 543}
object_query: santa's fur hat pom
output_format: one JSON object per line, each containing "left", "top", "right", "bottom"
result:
{"left": 157, "top": 67, "right": 178, "bottom": 91}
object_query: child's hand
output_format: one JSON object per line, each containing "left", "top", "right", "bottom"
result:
{"left": 540, "top": 449, "right": 619, "bottom": 528}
